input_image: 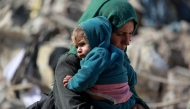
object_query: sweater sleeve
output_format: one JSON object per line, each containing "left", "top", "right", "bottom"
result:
{"left": 67, "top": 48, "right": 110, "bottom": 92}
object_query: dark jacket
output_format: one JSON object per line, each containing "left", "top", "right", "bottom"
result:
{"left": 53, "top": 54, "right": 99, "bottom": 109}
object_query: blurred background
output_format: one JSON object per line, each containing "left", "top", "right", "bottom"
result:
{"left": 0, "top": 0, "right": 190, "bottom": 109}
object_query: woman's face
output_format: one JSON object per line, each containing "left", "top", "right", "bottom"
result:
{"left": 110, "top": 21, "right": 134, "bottom": 50}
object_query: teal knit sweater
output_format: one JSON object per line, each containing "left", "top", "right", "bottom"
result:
{"left": 67, "top": 16, "right": 137, "bottom": 108}
{"left": 67, "top": 16, "right": 136, "bottom": 92}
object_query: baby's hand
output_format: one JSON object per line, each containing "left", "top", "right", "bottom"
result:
{"left": 132, "top": 106, "right": 137, "bottom": 109}
{"left": 135, "top": 104, "right": 145, "bottom": 109}
{"left": 63, "top": 75, "right": 72, "bottom": 87}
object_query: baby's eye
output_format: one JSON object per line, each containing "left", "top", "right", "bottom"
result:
{"left": 78, "top": 42, "right": 86, "bottom": 47}
{"left": 81, "top": 43, "right": 85, "bottom": 46}
{"left": 75, "top": 45, "right": 78, "bottom": 49}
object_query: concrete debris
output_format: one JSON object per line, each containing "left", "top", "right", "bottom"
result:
{"left": 0, "top": 0, "right": 190, "bottom": 109}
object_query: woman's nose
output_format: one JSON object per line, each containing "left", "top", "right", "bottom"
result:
{"left": 124, "top": 34, "right": 130, "bottom": 45}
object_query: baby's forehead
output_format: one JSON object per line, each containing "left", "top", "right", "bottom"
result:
{"left": 76, "top": 35, "right": 84, "bottom": 40}
{"left": 75, "top": 36, "right": 87, "bottom": 43}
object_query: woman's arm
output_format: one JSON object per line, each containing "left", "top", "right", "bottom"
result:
{"left": 125, "top": 61, "right": 150, "bottom": 109}
{"left": 53, "top": 53, "right": 99, "bottom": 109}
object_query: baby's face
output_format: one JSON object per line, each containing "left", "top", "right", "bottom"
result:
{"left": 75, "top": 38, "right": 91, "bottom": 59}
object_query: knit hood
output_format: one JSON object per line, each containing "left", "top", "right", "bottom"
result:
{"left": 68, "top": 0, "right": 138, "bottom": 62}
{"left": 79, "top": 16, "right": 111, "bottom": 49}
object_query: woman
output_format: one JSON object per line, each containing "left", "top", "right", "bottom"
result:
{"left": 53, "top": 0, "right": 149, "bottom": 109}
{"left": 63, "top": 16, "right": 137, "bottom": 109}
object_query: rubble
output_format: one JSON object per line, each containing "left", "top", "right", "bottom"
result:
{"left": 0, "top": 0, "right": 190, "bottom": 109}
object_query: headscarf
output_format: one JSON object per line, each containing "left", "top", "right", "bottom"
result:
{"left": 68, "top": 0, "right": 138, "bottom": 63}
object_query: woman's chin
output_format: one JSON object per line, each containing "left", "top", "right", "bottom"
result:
{"left": 121, "top": 46, "right": 126, "bottom": 51}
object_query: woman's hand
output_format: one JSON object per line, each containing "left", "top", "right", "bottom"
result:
{"left": 63, "top": 75, "right": 73, "bottom": 87}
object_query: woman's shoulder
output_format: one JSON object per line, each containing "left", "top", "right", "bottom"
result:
{"left": 58, "top": 53, "right": 80, "bottom": 64}
{"left": 55, "top": 53, "right": 80, "bottom": 75}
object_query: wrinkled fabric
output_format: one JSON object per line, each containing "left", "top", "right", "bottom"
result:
{"left": 54, "top": 54, "right": 100, "bottom": 109}
{"left": 26, "top": 92, "right": 55, "bottom": 109}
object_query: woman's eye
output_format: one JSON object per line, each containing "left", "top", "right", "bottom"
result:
{"left": 117, "top": 32, "right": 133, "bottom": 37}
{"left": 117, "top": 33, "right": 125, "bottom": 37}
